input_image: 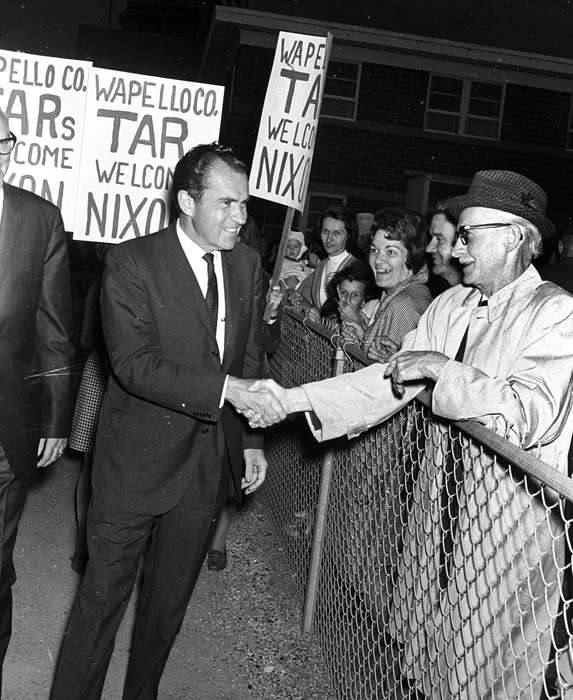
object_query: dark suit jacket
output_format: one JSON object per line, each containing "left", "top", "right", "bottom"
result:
{"left": 94, "top": 225, "right": 266, "bottom": 514}
{"left": 0, "top": 183, "right": 75, "bottom": 485}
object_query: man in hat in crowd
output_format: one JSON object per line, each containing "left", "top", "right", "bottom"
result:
{"left": 245, "top": 170, "right": 573, "bottom": 697}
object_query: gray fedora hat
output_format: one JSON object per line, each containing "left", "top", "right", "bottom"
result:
{"left": 443, "top": 170, "right": 555, "bottom": 240}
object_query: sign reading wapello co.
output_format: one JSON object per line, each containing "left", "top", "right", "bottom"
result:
{"left": 0, "top": 49, "right": 92, "bottom": 229}
{"left": 249, "top": 31, "right": 331, "bottom": 212}
{"left": 74, "top": 68, "right": 223, "bottom": 243}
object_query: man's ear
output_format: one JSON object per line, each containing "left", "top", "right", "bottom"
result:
{"left": 558, "top": 239, "right": 564, "bottom": 257}
{"left": 177, "top": 190, "right": 195, "bottom": 216}
{"left": 505, "top": 224, "right": 524, "bottom": 252}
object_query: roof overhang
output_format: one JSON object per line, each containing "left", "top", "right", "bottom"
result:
{"left": 210, "top": 5, "right": 573, "bottom": 92}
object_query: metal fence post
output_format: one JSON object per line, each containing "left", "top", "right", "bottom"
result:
{"left": 302, "top": 345, "right": 346, "bottom": 634}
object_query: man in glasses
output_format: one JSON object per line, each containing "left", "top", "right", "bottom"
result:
{"left": 246, "top": 170, "right": 573, "bottom": 697}
{"left": 0, "top": 109, "right": 74, "bottom": 688}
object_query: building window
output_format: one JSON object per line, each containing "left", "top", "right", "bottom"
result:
{"left": 321, "top": 61, "right": 361, "bottom": 121}
{"left": 424, "top": 75, "right": 505, "bottom": 140}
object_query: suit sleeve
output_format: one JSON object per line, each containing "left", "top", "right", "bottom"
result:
{"left": 241, "top": 254, "right": 267, "bottom": 450}
{"left": 37, "top": 208, "right": 76, "bottom": 436}
{"left": 101, "top": 244, "right": 226, "bottom": 420}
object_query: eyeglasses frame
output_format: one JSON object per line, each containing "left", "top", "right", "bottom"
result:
{"left": 0, "top": 132, "right": 17, "bottom": 156}
{"left": 455, "top": 222, "right": 516, "bottom": 246}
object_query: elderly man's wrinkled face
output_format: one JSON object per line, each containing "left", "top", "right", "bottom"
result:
{"left": 453, "top": 207, "right": 515, "bottom": 294}
{"left": 427, "top": 213, "right": 456, "bottom": 277}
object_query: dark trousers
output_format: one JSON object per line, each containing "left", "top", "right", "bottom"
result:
{"left": 50, "top": 462, "right": 228, "bottom": 700}
{"left": 0, "top": 445, "right": 28, "bottom": 690}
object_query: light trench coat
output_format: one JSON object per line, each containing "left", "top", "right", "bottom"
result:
{"left": 302, "top": 266, "right": 573, "bottom": 699}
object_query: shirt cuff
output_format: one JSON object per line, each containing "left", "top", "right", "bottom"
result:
{"left": 220, "top": 375, "right": 230, "bottom": 408}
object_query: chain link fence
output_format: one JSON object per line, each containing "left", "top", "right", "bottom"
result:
{"left": 263, "top": 308, "right": 573, "bottom": 699}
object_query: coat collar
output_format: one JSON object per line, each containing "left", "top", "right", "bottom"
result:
{"left": 459, "top": 265, "right": 542, "bottom": 322}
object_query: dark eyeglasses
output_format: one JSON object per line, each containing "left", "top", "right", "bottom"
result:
{"left": 455, "top": 222, "right": 515, "bottom": 245}
{"left": 0, "top": 132, "right": 16, "bottom": 156}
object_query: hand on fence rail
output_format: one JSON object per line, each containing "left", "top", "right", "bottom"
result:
{"left": 384, "top": 350, "right": 448, "bottom": 397}
{"left": 226, "top": 376, "right": 287, "bottom": 427}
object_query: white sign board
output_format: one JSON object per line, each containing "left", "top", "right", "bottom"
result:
{"left": 73, "top": 68, "right": 224, "bottom": 243}
{"left": 249, "top": 31, "right": 331, "bottom": 212}
{"left": 0, "top": 49, "right": 92, "bottom": 229}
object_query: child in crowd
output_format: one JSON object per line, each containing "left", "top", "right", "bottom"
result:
{"left": 278, "top": 230, "right": 313, "bottom": 291}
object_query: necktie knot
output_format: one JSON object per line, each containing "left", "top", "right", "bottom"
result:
{"left": 203, "top": 252, "right": 214, "bottom": 268}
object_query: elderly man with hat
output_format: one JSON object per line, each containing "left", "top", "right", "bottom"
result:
{"left": 247, "top": 170, "right": 573, "bottom": 697}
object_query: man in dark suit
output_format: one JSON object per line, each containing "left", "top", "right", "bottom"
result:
{"left": 50, "top": 143, "right": 284, "bottom": 699}
{"left": 0, "top": 109, "right": 75, "bottom": 687}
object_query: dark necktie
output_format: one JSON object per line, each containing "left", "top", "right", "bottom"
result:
{"left": 203, "top": 252, "right": 218, "bottom": 332}
{"left": 439, "top": 297, "right": 488, "bottom": 589}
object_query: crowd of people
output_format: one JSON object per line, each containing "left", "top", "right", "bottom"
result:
{"left": 2, "top": 89, "right": 573, "bottom": 698}
{"left": 248, "top": 170, "right": 573, "bottom": 697}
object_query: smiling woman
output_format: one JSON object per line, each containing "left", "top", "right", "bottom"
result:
{"left": 357, "top": 207, "right": 432, "bottom": 362}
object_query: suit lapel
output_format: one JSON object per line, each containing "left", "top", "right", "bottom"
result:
{"left": 0, "top": 186, "right": 24, "bottom": 289}
{"left": 163, "top": 226, "right": 216, "bottom": 343}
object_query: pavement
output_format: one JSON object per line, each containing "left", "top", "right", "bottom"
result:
{"left": 3, "top": 454, "right": 333, "bottom": 699}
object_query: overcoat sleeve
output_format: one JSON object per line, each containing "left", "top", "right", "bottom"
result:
{"left": 37, "top": 208, "right": 75, "bottom": 436}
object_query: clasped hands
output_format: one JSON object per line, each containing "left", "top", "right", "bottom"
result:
{"left": 226, "top": 376, "right": 288, "bottom": 429}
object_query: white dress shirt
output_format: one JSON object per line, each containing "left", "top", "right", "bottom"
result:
{"left": 176, "top": 222, "right": 229, "bottom": 405}
{"left": 176, "top": 221, "right": 226, "bottom": 360}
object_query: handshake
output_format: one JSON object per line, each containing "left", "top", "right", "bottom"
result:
{"left": 226, "top": 377, "right": 292, "bottom": 428}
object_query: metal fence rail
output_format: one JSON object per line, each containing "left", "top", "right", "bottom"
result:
{"left": 263, "top": 308, "right": 573, "bottom": 700}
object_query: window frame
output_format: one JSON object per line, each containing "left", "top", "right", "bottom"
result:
{"left": 424, "top": 74, "right": 506, "bottom": 141}
{"left": 321, "top": 60, "right": 362, "bottom": 122}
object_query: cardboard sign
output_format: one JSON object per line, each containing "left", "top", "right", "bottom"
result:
{"left": 73, "top": 68, "right": 223, "bottom": 243}
{"left": 249, "top": 31, "right": 331, "bottom": 212}
{"left": 0, "top": 49, "right": 92, "bottom": 229}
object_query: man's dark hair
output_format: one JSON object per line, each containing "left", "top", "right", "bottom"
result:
{"left": 171, "top": 142, "right": 247, "bottom": 213}
{"left": 431, "top": 204, "right": 458, "bottom": 228}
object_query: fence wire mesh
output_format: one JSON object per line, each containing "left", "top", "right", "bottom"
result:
{"left": 263, "top": 308, "right": 573, "bottom": 699}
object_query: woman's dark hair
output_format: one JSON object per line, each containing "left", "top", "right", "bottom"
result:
{"left": 320, "top": 260, "right": 377, "bottom": 320}
{"left": 313, "top": 205, "right": 357, "bottom": 257}
{"left": 370, "top": 207, "right": 427, "bottom": 273}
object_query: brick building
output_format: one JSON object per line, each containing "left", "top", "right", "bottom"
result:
{"left": 201, "top": 5, "right": 573, "bottom": 244}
